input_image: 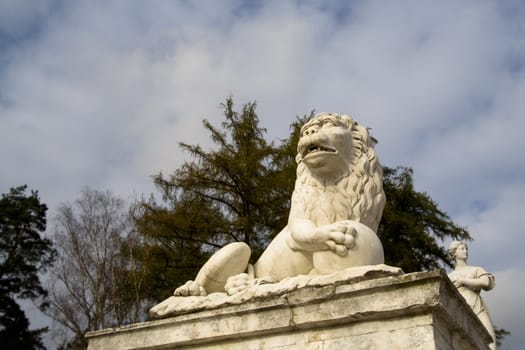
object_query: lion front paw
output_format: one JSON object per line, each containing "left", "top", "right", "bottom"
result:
{"left": 225, "top": 274, "right": 276, "bottom": 296}
{"left": 174, "top": 280, "right": 207, "bottom": 297}
{"left": 224, "top": 273, "right": 255, "bottom": 296}
{"left": 322, "top": 221, "right": 357, "bottom": 256}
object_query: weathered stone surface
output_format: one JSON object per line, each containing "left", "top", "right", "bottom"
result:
{"left": 86, "top": 270, "right": 493, "bottom": 350}
{"left": 151, "top": 264, "right": 402, "bottom": 318}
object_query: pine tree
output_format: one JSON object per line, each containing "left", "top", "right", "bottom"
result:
{"left": 0, "top": 185, "right": 55, "bottom": 350}
{"left": 379, "top": 166, "right": 471, "bottom": 271}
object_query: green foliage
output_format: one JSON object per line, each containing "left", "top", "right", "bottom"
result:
{"left": 0, "top": 185, "right": 55, "bottom": 350}
{"left": 378, "top": 167, "right": 472, "bottom": 271}
{"left": 495, "top": 326, "right": 511, "bottom": 347}
{"left": 0, "top": 295, "right": 48, "bottom": 350}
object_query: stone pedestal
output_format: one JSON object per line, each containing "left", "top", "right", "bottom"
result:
{"left": 86, "top": 270, "right": 492, "bottom": 349}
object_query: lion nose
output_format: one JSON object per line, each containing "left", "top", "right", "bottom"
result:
{"left": 304, "top": 125, "right": 319, "bottom": 136}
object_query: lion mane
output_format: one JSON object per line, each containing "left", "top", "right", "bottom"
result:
{"left": 290, "top": 113, "right": 385, "bottom": 232}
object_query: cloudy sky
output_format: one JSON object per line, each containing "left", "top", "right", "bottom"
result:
{"left": 1, "top": 0, "right": 524, "bottom": 348}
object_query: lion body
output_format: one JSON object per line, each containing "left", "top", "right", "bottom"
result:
{"left": 255, "top": 113, "right": 385, "bottom": 279}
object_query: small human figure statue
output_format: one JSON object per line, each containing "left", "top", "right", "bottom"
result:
{"left": 448, "top": 241, "right": 496, "bottom": 349}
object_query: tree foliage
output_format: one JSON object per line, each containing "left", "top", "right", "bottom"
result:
{"left": 495, "top": 327, "right": 511, "bottom": 347}
{"left": 0, "top": 185, "right": 55, "bottom": 350}
{"left": 379, "top": 166, "right": 471, "bottom": 271}
{"left": 46, "top": 188, "right": 148, "bottom": 350}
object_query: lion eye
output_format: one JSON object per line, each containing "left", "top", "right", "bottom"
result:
{"left": 323, "top": 120, "right": 335, "bottom": 127}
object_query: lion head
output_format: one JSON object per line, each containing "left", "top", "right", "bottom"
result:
{"left": 290, "top": 113, "right": 385, "bottom": 232}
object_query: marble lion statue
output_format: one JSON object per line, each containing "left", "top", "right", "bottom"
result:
{"left": 174, "top": 112, "right": 386, "bottom": 297}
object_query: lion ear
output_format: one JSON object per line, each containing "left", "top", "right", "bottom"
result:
{"left": 295, "top": 153, "right": 303, "bottom": 164}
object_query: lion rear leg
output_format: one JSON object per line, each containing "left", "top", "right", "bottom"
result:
{"left": 174, "top": 242, "right": 251, "bottom": 296}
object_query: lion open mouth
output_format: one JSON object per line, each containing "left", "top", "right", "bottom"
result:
{"left": 303, "top": 144, "right": 337, "bottom": 158}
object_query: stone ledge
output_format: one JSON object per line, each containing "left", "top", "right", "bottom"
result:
{"left": 148, "top": 264, "right": 403, "bottom": 318}
{"left": 86, "top": 269, "right": 492, "bottom": 350}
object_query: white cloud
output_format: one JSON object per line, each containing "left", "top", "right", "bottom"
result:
{"left": 455, "top": 183, "right": 525, "bottom": 268}
{"left": 0, "top": 0, "right": 524, "bottom": 348}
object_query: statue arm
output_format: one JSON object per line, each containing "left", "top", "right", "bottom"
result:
{"left": 453, "top": 272, "right": 495, "bottom": 291}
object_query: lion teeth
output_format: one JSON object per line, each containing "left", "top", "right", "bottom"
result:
{"left": 306, "top": 145, "right": 334, "bottom": 155}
